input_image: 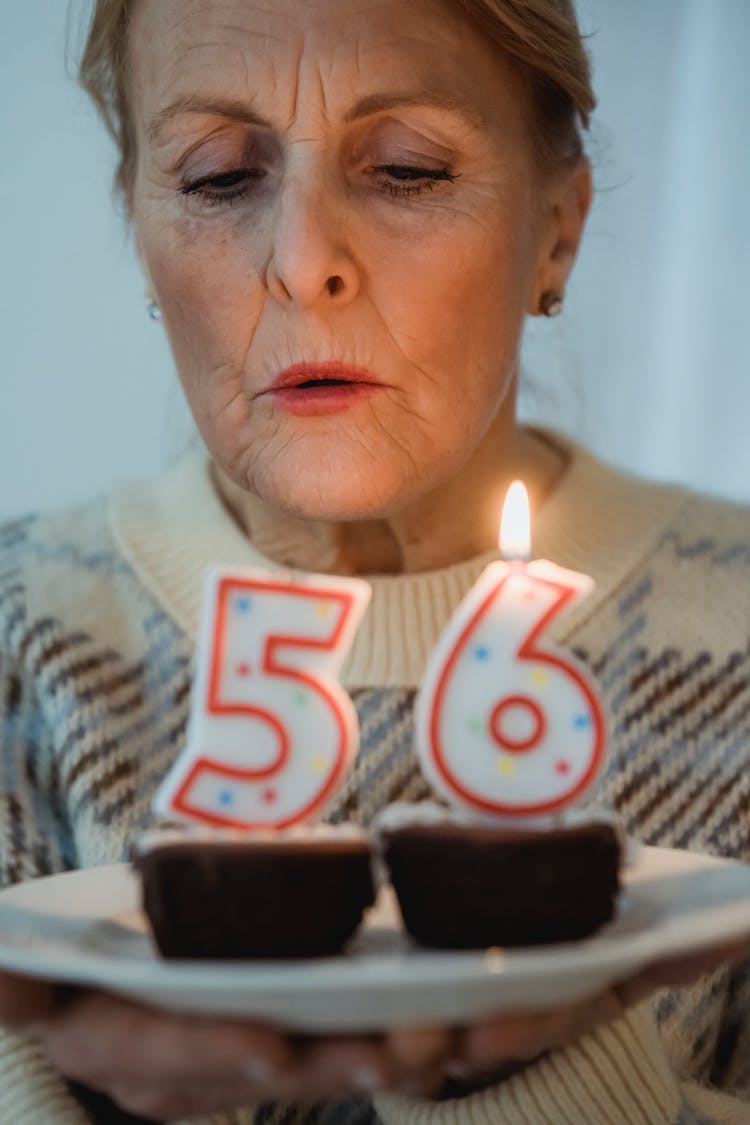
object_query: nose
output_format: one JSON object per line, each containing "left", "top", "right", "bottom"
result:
{"left": 265, "top": 170, "right": 360, "bottom": 310}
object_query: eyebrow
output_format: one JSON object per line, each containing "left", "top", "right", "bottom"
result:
{"left": 146, "top": 88, "right": 484, "bottom": 144}
{"left": 345, "top": 91, "right": 485, "bottom": 129}
{"left": 146, "top": 96, "right": 271, "bottom": 143}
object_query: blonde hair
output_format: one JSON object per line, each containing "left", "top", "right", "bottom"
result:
{"left": 78, "top": 0, "right": 595, "bottom": 207}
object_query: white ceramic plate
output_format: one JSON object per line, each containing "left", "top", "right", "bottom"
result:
{"left": 0, "top": 846, "right": 748, "bottom": 1031}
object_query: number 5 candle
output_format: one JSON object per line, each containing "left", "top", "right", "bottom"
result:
{"left": 153, "top": 568, "right": 370, "bottom": 829}
{"left": 415, "top": 481, "right": 606, "bottom": 820}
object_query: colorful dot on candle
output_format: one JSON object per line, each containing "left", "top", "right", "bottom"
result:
{"left": 234, "top": 596, "right": 253, "bottom": 613}
{"left": 469, "top": 717, "right": 483, "bottom": 733}
{"left": 217, "top": 788, "right": 234, "bottom": 807}
{"left": 314, "top": 602, "right": 332, "bottom": 618}
{"left": 473, "top": 645, "right": 491, "bottom": 661}
{"left": 530, "top": 667, "right": 548, "bottom": 687}
{"left": 573, "top": 714, "right": 591, "bottom": 729}
{"left": 235, "top": 662, "right": 251, "bottom": 677}
{"left": 555, "top": 759, "right": 571, "bottom": 775}
{"left": 309, "top": 754, "right": 327, "bottom": 773}
{"left": 262, "top": 787, "right": 277, "bottom": 803}
{"left": 497, "top": 756, "right": 517, "bottom": 775}
{"left": 521, "top": 588, "right": 538, "bottom": 602}
{"left": 294, "top": 690, "right": 309, "bottom": 706}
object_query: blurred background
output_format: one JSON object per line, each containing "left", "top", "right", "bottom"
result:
{"left": 1, "top": 0, "right": 749, "bottom": 520}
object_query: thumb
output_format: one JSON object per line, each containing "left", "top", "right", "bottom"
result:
{"left": 0, "top": 971, "right": 58, "bottom": 1027}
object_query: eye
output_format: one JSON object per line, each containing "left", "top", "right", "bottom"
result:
{"left": 374, "top": 164, "right": 458, "bottom": 199}
{"left": 180, "top": 167, "right": 263, "bottom": 207}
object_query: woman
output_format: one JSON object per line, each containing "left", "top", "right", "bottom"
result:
{"left": 1, "top": 0, "right": 750, "bottom": 1122}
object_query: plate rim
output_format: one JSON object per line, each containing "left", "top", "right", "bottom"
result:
{"left": 0, "top": 846, "right": 748, "bottom": 1029}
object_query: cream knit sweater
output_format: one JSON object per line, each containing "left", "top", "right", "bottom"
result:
{"left": 1, "top": 437, "right": 750, "bottom": 1124}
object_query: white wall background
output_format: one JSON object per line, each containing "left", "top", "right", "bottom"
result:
{"left": 1, "top": 0, "right": 749, "bottom": 521}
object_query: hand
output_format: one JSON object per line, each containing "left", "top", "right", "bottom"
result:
{"left": 0, "top": 978, "right": 391, "bottom": 1119}
{"left": 387, "top": 938, "right": 749, "bottom": 1095}
{"left": 0, "top": 938, "right": 743, "bottom": 1119}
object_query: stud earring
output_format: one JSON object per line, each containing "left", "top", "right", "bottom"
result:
{"left": 539, "top": 291, "right": 564, "bottom": 318}
{"left": 145, "top": 298, "right": 162, "bottom": 322}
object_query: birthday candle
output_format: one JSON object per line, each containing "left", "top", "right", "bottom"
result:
{"left": 153, "top": 567, "right": 371, "bottom": 829}
{"left": 415, "top": 482, "right": 606, "bottom": 820}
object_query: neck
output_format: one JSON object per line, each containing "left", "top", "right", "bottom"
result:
{"left": 212, "top": 421, "right": 567, "bottom": 576}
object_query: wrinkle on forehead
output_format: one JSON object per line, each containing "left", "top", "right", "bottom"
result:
{"left": 131, "top": 0, "right": 298, "bottom": 118}
{"left": 131, "top": 0, "right": 522, "bottom": 142}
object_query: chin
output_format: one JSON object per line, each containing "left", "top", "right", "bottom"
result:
{"left": 254, "top": 460, "right": 415, "bottom": 522}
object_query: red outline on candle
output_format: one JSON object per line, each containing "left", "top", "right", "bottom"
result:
{"left": 489, "top": 694, "right": 547, "bottom": 752}
{"left": 173, "top": 577, "right": 356, "bottom": 828}
{"left": 429, "top": 566, "right": 605, "bottom": 816}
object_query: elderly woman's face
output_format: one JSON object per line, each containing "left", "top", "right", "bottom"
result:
{"left": 131, "top": 0, "right": 559, "bottom": 519}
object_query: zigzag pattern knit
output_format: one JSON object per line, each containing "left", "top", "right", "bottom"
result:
{"left": 1, "top": 437, "right": 750, "bottom": 1124}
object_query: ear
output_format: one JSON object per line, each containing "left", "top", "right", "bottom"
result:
{"left": 529, "top": 156, "right": 593, "bottom": 315}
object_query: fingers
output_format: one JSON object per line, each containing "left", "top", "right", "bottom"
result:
{"left": 35, "top": 990, "right": 399, "bottom": 1117}
{"left": 38, "top": 992, "right": 293, "bottom": 1088}
{"left": 98, "top": 1078, "right": 263, "bottom": 1122}
{"left": 382, "top": 997, "right": 624, "bottom": 1099}
{"left": 387, "top": 1026, "right": 452, "bottom": 1071}
{"left": 294, "top": 1036, "right": 393, "bottom": 1099}
{"left": 0, "top": 971, "right": 58, "bottom": 1027}
{"left": 384, "top": 939, "right": 750, "bottom": 1096}
{"left": 29, "top": 944, "right": 743, "bottom": 1125}
{"left": 459, "top": 991, "right": 623, "bottom": 1070}
{"left": 385, "top": 1026, "right": 454, "bottom": 1095}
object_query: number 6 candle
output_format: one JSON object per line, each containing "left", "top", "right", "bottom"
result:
{"left": 415, "top": 481, "right": 606, "bottom": 820}
{"left": 153, "top": 568, "right": 370, "bottom": 829}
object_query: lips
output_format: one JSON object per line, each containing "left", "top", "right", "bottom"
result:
{"left": 262, "top": 362, "right": 384, "bottom": 417}
{"left": 268, "top": 362, "right": 381, "bottom": 391}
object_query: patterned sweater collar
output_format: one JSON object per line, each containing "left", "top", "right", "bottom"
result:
{"left": 108, "top": 434, "right": 687, "bottom": 689}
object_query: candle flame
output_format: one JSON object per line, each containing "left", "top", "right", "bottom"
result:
{"left": 500, "top": 480, "right": 531, "bottom": 561}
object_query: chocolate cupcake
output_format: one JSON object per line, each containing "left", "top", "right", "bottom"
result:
{"left": 376, "top": 803, "right": 621, "bottom": 949}
{"left": 133, "top": 824, "right": 375, "bottom": 959}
